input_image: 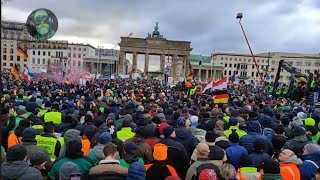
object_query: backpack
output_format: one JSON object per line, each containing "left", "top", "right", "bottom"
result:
{"left": 192, "top": 163, "right": 222, "bottom": 180}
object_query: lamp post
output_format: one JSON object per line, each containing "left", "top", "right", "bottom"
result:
{"left": 236, "top": 13, "right": 264, "bottom": 84}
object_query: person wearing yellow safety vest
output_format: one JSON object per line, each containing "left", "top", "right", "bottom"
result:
{"left": 224, "top": 117, "right": 247, "bottom": 139}
{"left": 311, "top": 71, "right": 320, "bottom": 105}
{"left": 35, "top": 122, "right": 62, "bottom": 161}
{"left": 44, "top": 103, "right": 62, "bottom": 125}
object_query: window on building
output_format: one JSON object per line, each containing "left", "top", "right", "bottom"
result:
{"left": 251, "top": 72, "right": 254, "bottom": 77}
{"left": 3, "top": 41, "right": 7, "bottom": 46}
{"left": 256, "top": 72, "right": 259, "bottom": 77}
{"left": 230, "top": 58, "right": 233, "bottom": 61}
{"left": 271, "top": 68, "right": 275, "bottom": 71}
{"left": 3, "top": 48, "right": 6, "bottom": 53}
{"left": 32, "top": 58, "right": 35, "bottom": 64}
{"left": 73, "top": 61, "right": 75, "bottom": 66}
{"left": 78, "top": 54, "right": 81, "bottom": 58}
{"left": 3, "top": 55, "right": 6, "bottom": 60}
{"left": 10, "top": 63, "right": 13, "bottom": 67}
{"left": 10, "top": 55, "right": 13, "bottom": 61}
{"left": 221, "top": 57, "right": 223, "bottom": 60}
{"left": 296, "top": 62, "right": 302, "bottom": 66}
{"left": 257, "top": 59, "right": 260, "bottom": 63}
{"left": 225, "top": 63, "right": 227, "bottom": 68}
{"left": 229, "top": 71, "right": 232, "bottom": 75}
{"left": 3, "top": 63, "right": 6, "bottom": 66}
{"left": 73, "top": 47, "right": 76, "bottom": 51}
{"left": 226, "top": 57, "right": 228, "bottom": 60}
{"left": 306, "top": 62, "right": 311, "bottom": 66}
{"left": 68, "top": 53, "right": 71, "bottom": 57}
{"left": 83, "top": 48, "right": 86, "bottom": 51}
{"left": 47, "top": 59, "right": 50, "bottom": 65}
{"left": 235, "top": 58, "right": 237, "bottom": 61}
{"left": 262, "top": 60, "right": 264, "bottom": 63}
{"left": 48, "top": 52, "right": 51, "bottom": 56}
{"left": 261, "top": 65, "right": 264, "bottom": 69}
{"left": 37, "top": 58, "right": 40, "bottom": 64}
{"left": 271, "top": 75, "right": 274, "bottom": 79}
{"left": 33, "top": 51, "right": 35, "bottom": 55}
{"left": 43, "top": 59, "right": 45, "bottom": 64}
{"left": 43, "top": 51, "right": 46, "bottom": 56}
{"left": 10, "top": 48, "right": 13, "bottom": 54}
{"left": 10, "top": 41, "right": 13, "bottom": 47}
{"left": 83, "top": 53, "right": 86, "bottom": 57}
{"left": 239, "top": 58, "right": 242, "bottom": 62}
{"left": 78, "top": 48, "right": 81, "bottom": 51}
{"left": 78, "top": 61, "right": 81, "bottom": 67}
{"left": 38, "top": 51, "right": 40, "bottom": 55}
{"left": 73, "top": 54, "right": 76, "bottom": 58}
{"left": 229, "top": 64, "right": 232, "bottom": 68}
{"left": 234, "top": 64, "right": 236, "bottom": 68}
{"left": 252, "top": 65, "right": 254, "bottom": 69}
{"left": 17, "top": 56, "right": 20, "bottom": 61}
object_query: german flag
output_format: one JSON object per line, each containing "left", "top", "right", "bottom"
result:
{"left": 11, "top": 64, "right": 19, "bottom": 80}
{"left": 212, "top": 90, "right": 229, "bottom": 104}
{"left": 186, "top": 73, "right": 193, "bottom": 80}
{"left": 17, "top": 47, "right": 28, "bottom": 60}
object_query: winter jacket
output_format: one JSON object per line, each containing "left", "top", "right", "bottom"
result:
{"left": 280, "top": 155, "right": 302, "bottom": 180}
{"left": 175, "top": 127, "right": 198, "bottom": 158}
{"left": 282, "top": 135, "right": 312, "bottom": 157}
{"left": 186, "top": 159, "right": 219, "bottom": 180}
{"left": 145, "top": 161, "right": 178, "bottom": 180}
{"left": 1, "top": 161, "right": 43, "bottom": 180}
{"left": 299, "top": 151, "right": 320, "bottom": 180}
{"left": 88, "top": 144, "right": 105, "bottom": 166}
{"left": 249, "top": 152, "right": 271, "bottom": 170}
{"left": 22, "top": 141, "right": 51, "bottom": 163}
{"left": 126, "top": 162, "right": 146, "bottom": 180}
{"left": 49, "top": 156, "right": 94, "bottom": 180}
{"left": 215, "top": 136, "right": 230, "bottom": 149}
{"left": 239, "top": 132, "right": 274, "bottom": 154}
{"left": 261, "top": 173, "right": 284, "bottom": 180}
{"left": 188, "top": 126, "right": 207, "bottom": 143}
{"left": 224, "top": 126, "right": 247, "bottom": 139}
{"left": 123, "top": 136, "right": 153, "bottom": 164}
{"left": 161, "top": 137, "right": 189, "bottom": 179}
{"left": 272, "top": 135, "right": 287, "bottom": 152}
{"left": 89, "top": 159, "right": 128, "bottom": 180}
{"left": 226, "top": 143, "right": 248, "bottom": 169}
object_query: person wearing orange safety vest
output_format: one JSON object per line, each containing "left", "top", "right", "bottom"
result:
{"left": 278, "top": 149, "right": 302, "bottom": 180}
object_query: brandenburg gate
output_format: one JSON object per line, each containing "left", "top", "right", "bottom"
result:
{"left": 117, "top": 23, "right": 192, "bottom": 77}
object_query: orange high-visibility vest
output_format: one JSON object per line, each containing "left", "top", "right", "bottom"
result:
{"left": 81, "top": 138, "right": 91, "bottom": 156}
{"left": 8, "top": 132, "right": 22, "bottom": 148}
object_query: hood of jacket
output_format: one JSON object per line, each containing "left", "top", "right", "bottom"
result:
{"left": 175, "top": 127, "right": 193, "bottom": 140}
{"left": 92, "top": 143, "right": 106, "bottom": 160}
{"left": 282, "top": 155, "right": 303, "bottom": 165}
{"left": 246, "top": 120, "right": 261, "bottom": 133}
{"left": 304, "top": 150, "right": 320, "bottom": 162}
{"left": 1, "top": 161, "right": 29, "bottom": 179}
{"left": 215, "top": 135, "right": 229, "bottom": 142}
{"left": 188, "top": 126, "right": 206, "bottom": 136}
{"left": 123, "top": 153, "right": 140, "bottom": 164}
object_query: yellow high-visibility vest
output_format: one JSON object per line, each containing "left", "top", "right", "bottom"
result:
{"left": 35, "top": 135, "right": 58, "bottom": 160}
{"left": 44, "top": 112, "right": 62, "bottom": 124}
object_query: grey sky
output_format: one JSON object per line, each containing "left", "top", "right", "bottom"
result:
{"left": 2, "top": 0, "right": 320, "bottom": 56}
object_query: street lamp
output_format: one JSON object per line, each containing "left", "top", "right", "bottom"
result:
{"left": 236, "top": 13, "right": 264, "bottom": 84}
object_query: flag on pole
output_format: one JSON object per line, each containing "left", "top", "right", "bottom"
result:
{"left": 230, "top": 74, "right": 239, "bottom": 84}
{"left": 17, "top": 47, "right": 28, "bottom": 60}
{"left": 23, "top": 67, "right": 32, "bottom": 83}
{"left": 11, "top": 64, "right": 19, "bottom": 80}
{"left": 202, "top": 79, "right": 213, "bottom": 93}
{"left": 212, "top": 77, "right": 228, "bottom": 91}
{"left": 212, "top": 90, "right": 229, "bottom": 104}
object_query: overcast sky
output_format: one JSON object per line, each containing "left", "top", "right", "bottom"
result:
{"left": 2, "top": 0, "right": 320, "bottom": 70}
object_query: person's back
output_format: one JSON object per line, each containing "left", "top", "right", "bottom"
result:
{"left": 225, "top": 131, "right": 248, "bottom": 170}
{"left": 1, "top": 144, "right": 43, "bottom": 180}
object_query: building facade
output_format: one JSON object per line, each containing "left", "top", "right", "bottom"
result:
{"left": 213, "top": 52, "right": 320, "bottom": 84}
{"left": 68, "top": 43, "right": 96, "bottom": 72}
{"left": 1, "top": 20, "right": 35, "bottom": 70}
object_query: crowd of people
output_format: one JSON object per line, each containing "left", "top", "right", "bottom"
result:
{"left": 1, "top": 74, "right": 320, "bottom": 180}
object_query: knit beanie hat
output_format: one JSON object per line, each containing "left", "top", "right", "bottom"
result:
{"left": 199, "top": 169, "right": 217, "bottom": 180}
{"left": 176, "top": 117, "right": 186, "bottom": 127}
{"left": 305, "top": 118, "right": 316, "bottom": 126}
{"left": 59, "top": 162, "right": 81, "bottom": 180}
{"left": 263, "top": 159, "right": 280, "bottom": 174}
{"left": 163, "top": 126, "right": 175, "bottom": 138}
{"left": 293, "top": 126, "right": 306, "bottom": 136}
{"left": 99, "top": 132, "right": 112, "bottom": 144}
{"left": 6, "top": 144, "right": 27, "bottom": 162}
{"left": 124, "top": 142, "right": 138, "bottom": 154}
{"left": 304, "top": 143, "right": 320, "bottom": 154}
{"left": 229, "top": 117, "right": 239, "bottom": 126}
{"left": 22, "top": 127, "right": 37, "bottom": 142}
{"left": 159, "top": 123, "right": 168, "bottom": 135}
{"left": 30, "top": 152, "right": 47, "bottom": 166}
{"left": 63, "top": 129, "right": 81, "bottom": 144}
{"left": 17, "top": 109, "right": 27, "bottom": 117}
{"left": 205, "top": 131, "right": 216, "bottom": 143}
{"left": 153, "top": 143, "right": 168, "bottom": 161}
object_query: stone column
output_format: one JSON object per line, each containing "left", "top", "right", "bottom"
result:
{"left": 160, "top": 54, "right": 165, "bottom": 72}
{"left": 145, "top": 53, "right": 149, "bottom": 73}
{"left": 206, "top": 69, "right": 209, "bottom": 81}
{"left": 91, "top": 63, "right": 95, "bottom": 74}
{"left": 213, "top": 70, "right": 216, "bottom": 81}
{"left": 184, "top": 55, "right": 190, "bottom": 76}
{"left": 172, "top": 55, "right": 177, "bottom": 77}
{"left": 132, "top": 52, "right": 137, "bottom": 70}
{"left": 198, "top": 68, "right": 201, "bottom": 81}
{"left": 99, "top": 63, "right": 102, "bottom": 75}
{"left": 119, "top": 51, "right": 125, "bottom": 74}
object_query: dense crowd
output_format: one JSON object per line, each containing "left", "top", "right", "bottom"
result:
{"left": 1, "top": 75, "right": 320, "bottom": 180}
